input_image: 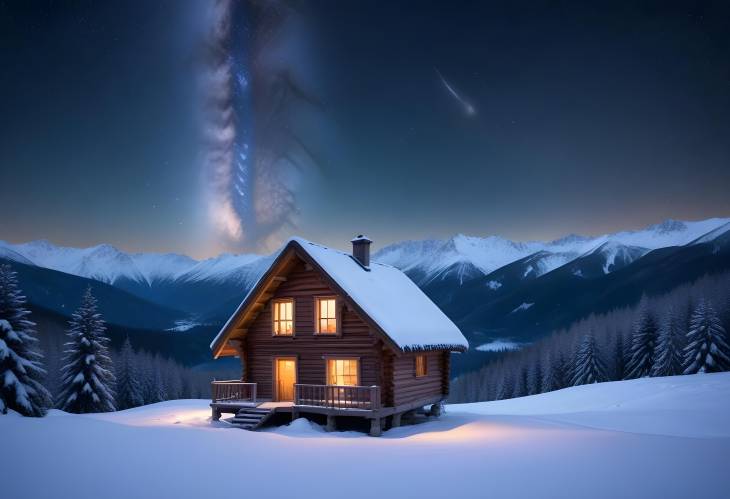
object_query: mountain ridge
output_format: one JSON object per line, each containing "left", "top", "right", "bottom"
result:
{"left": 3, "top": 217, "right": 728, "bottom": 287}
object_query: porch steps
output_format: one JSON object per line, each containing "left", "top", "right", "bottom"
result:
{"left": 229, "top": 408, "right": 274, "bottom": 431}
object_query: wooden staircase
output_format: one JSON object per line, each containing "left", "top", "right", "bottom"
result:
{"left": 229, "top": 407, "right": 274, "bottom": 431}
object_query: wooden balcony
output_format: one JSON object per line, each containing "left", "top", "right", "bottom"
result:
{"left": 295, "top": 384, "right": 381, "bottom": 411}
{"left": 211, "top": 380, "right": 257, "bottom": 404}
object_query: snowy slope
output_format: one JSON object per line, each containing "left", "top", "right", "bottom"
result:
{"left": 374, "top": 217, "right": 730, "bottom": 283}
{"left": 2, "top": 373, "right": 729, "bottom": 499}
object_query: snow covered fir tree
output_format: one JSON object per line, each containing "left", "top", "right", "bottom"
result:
{"left": 0, "top": 264, "right": 51, "bottom": 416}
{"left": 652, "top": 310, "right": 685, "bottom": 377}
{"left": 571, "top": 332, "right": 606, "bottom": 385}
{"left": 625, "top": 303, "right": 659, "bottom": 379}
{"left": 683, "top": 300, "right": 730, "bottom": 374}
{"left": 115, "top": 336, "right": 144, "bottom": 410}
{"left": 57, "top": 287, "right": 116, "bottom": 413}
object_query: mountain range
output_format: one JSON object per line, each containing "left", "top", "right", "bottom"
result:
{"left": 2, "top": 217, "right": 730, "bottom": 373}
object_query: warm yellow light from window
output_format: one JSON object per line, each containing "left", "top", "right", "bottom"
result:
{"left": 273, "top": 300, "right": 293, "bottom": 335}
{"left": 327, "top": 359, "right": 359, "bottom": 386}
{"left": 317, "top": 298, "right": 337, "bottom": 333}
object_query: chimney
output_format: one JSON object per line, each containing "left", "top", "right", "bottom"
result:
{"left": 351, "top": 235, "right": 372, "bottom": 268}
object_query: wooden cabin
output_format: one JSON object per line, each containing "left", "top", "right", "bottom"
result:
{"left": 209, "top": 236, "right": 468, "bottom": 436}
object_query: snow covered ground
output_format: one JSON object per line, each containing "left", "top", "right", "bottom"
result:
{"left": 3, "top": 373, "right": 729, "bottom": 499}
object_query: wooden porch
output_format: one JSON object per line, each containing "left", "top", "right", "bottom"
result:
{"left": 211, "top": 380, "right": 443, "bottom": 436}
{"left": 211, "top": 381, "right": 380, "bottom": 412}
{"left": 211, "top": 381, "right": 423, "bottom": 436}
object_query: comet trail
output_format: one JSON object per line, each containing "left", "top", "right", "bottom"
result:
{"left": 435, "top": 68, "right": 476, "bottom": 117}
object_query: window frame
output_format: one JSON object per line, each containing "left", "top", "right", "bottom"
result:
{"left": 415, "top": 353, "right": 428, "bottom": 378}
{"left": 271, "top": 298, "right": 295, "bottom": 337}
{"left": 313, "top": 295, "right": 340, "bottom": 335}
{"left": 324, "top": 356, "right": 361, "bottom": 387}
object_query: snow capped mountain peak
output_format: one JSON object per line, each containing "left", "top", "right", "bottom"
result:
{"left": 374, "top": 233, "right": 541, "bottom": 282}
{"left": 647, "top": 219, "right": 687, "bottom": 234}
{"left": 587, "top": 241, "right": 649, "bottom": 274}
{"left": 589, "top": 240, "right": 642, "bottom": 255}
{"left": 549, "top": 233, "right": 591, "bottom": 246}
{"left": 608, "top": 218, "right": 730, "bottom": 249}
{"left": 374, "top": 217, "right": 730, "bottom": 284}
{"left": 179, "top": 252, "right": 268, "bottom": 284}
{"left": 689, "top": 220, "right": 730, "bottom": 246}
{"left": 0, "top": 239, "right": 275, "bottom": 288}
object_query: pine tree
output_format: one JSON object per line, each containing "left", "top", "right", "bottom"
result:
{"left": 164, "top": 359, "right": 183, "bottom": 399}
{"left": 512, "top": 365, "right": 529, "bottom": 398}
{"left": 152, "top": 354, "right": 168, "bottom": 402}
{"left": 683, "top": 300, "right": 730, "bottom": 374}
{"left": 57, "top": 288, "right": 116, "bottom": 413}
{"left": 625, "top": 306, "right": 659, "bottom": 379}
{"left": 652, "top": 310, "right": 684, "bottom": 377}
{"left": 571, "top": 333, "right": 606, "bottom": 386}
{"left": 544, "top": 350, "right": 569, "bottom": 392}
{"left": 136, "top": 351, "right": 156, "bottom": 404}
{"left": 495, "top": 365, "right": 513, "bottom": 400}
{"left": 115, "top": 337, "right": 143, "bottom": 409}
{"left": 529, "top": 355, "right": 543, "bottom": 395}
{"left": 611, "top": 332, "right": 626, "bottom": 381}
{"left": 0, "top": 265, "right": 51, "bottom": 416}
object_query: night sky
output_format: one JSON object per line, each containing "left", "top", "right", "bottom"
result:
{"left": 2, "top": 1, "right": 729, "bottom": 258}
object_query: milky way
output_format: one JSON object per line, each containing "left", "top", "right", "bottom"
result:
{"left": 201, "top": 0, "right": 322, "bottom": 251}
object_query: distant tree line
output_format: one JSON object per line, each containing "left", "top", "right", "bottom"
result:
{"left": 0, "top": 264, "right": 237, "bottom": 417}
{"left": 450, "top": 271, "right": 730, "bottom": 403}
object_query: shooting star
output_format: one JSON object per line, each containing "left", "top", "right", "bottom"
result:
{"left": 435, "top": 68, "right": 477, "bottom": 117}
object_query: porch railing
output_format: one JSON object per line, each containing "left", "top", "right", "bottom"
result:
{"left": 211, "top": 381, "right": 257, "bottom": 403}
{"left": 295, "top": 384, "right": 380, "bottom": 411}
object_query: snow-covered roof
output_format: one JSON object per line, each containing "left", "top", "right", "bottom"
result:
{"left": 211, "top": 237, "right": 468, "bottom": 355}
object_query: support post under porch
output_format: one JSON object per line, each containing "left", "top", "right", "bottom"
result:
{"left": 326, "top": 415, "right": 337, "bottom": 432}
{"left": 211, "top": 407, "right": 222, "bottom": 422}
{"left": 391, "top": 412, "right": 402, "bottom": 428}
{"left": 369, "top": 417, "right": 382, "bottom": 437}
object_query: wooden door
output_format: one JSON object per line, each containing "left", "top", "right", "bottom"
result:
{"left": 274, "top": 357, "right": 297, "bottom": 402}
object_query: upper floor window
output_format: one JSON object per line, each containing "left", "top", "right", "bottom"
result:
{"left": 315, "top": 297, "right": 338, "bottom": 334}
{"left": 273, "top": 299, "right": 294, "bottom": 336}
{"left": 415, "top": 354, "right": 427, "bottom": 377}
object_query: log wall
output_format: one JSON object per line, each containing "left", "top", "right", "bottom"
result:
{"left": 391, "top": 351, "right": 447, "bottom": 407}
{"left": 244, "top": 260, "right": 380, "bottom": 400}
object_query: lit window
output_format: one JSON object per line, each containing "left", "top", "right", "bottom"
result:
{"left": 273, "top": 299, "right": 294, "bottom": 335}
{"left": 415, "top": 354, "right": 427, "bottom": 377}
{"left": 327, "top": 359, "right": 359, "bottom": 386}
{"left": 316, "top": 297, "right": 337, "bottom": 334}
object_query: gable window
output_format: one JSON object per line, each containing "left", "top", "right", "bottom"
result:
{"left": 315, "top": 297, "right": 338, "bottom": 334}
{"left": 415, "top": 354, "right": 427, "bottom": 377}
{"left": 327, "top": 358, "right": 359, "bottom": 386}
{"left": 272, "top": 299, "right": 294, "bottom": 336}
